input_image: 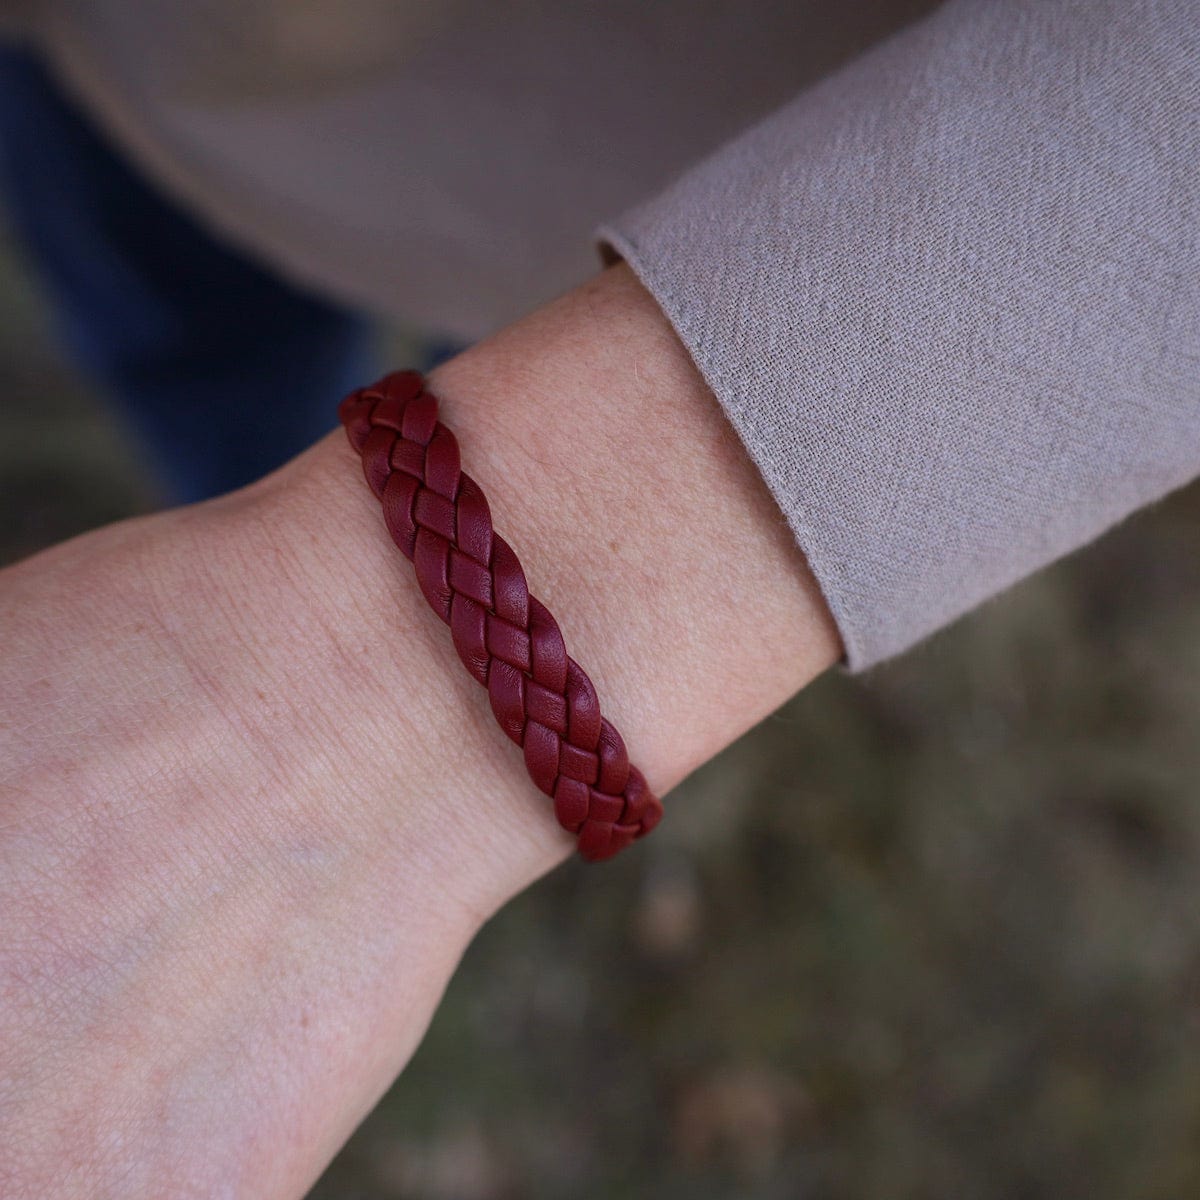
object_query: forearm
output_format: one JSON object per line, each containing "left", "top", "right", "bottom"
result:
{"left": 0, "top": 262, "right": 839, "bottom": 1196}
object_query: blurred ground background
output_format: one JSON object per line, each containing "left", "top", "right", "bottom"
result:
{"left": 4, "top": 219, "right": 1200, "bottom": 1200}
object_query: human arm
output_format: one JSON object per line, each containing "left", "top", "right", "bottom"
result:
{"left": 0, "top": 261, "right": 839, "bottom": 1198}
{"left": 9, "top": 2, "right": 1200, "bottom": 1191}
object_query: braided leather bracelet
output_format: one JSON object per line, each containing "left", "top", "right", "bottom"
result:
{"left": 338, "top": 370, "right": 662, "bottom": 862}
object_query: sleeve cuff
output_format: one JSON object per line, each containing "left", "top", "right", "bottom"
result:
{"left": 592, "top": 0, "right": 1200, "bottom": 671}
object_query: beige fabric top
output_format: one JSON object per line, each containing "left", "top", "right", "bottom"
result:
{"left": 9, "top": 0, "right": 1200, "bottom": 667}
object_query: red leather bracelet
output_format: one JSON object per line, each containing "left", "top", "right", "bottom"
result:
{"left": 338, "top": 370, "right": 662, "bottom": 862}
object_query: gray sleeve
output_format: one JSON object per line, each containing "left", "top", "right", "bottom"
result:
{"left": 594, "top": 0, "right": 1200, "bottom": 670}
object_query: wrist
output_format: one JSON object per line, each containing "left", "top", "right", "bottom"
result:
{"left": 424, "top": 262, "right": 841, "bottom": 782}
{"left": 260, "top": 259, "right": 840, "bottom": 900}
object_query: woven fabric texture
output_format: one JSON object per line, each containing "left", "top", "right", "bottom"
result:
{"left": 597, "top": 0, "right": 1200, "bottom": 667}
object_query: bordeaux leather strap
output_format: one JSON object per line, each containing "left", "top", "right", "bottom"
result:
{"left": 338, "top": 370, "right": 662, "bottom": 861}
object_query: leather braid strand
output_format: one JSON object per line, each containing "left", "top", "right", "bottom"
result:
{"left": 338, "top": 370, "right": 663, "bottom": 861}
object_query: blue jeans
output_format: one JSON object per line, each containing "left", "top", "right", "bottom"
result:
{"left": 0, "top": 47, "right": 377, "bottom": 502}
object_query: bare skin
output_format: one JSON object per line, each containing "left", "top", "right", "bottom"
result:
{"left": 0, "top": 262, "right": 840, "bottom": 1198}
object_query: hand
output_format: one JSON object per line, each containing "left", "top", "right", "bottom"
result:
{"left": 0, "top": 262, "right": 839, "bottom": 1197}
